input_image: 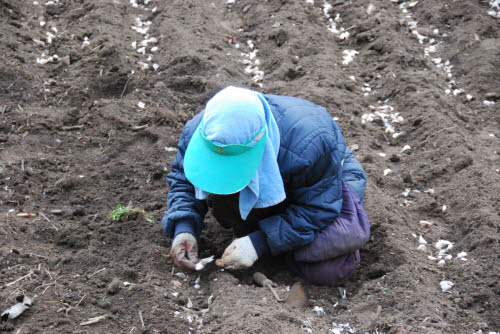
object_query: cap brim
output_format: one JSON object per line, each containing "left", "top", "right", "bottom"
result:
{"left": 184, "top": 124, "right": 266, "bottom": 195}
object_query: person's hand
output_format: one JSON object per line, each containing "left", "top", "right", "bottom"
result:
{"left": 215, "top": 236, "right": 258, "bottom": 269}
{"left": 170, "top": 233, "right": 199, "bottom": 270}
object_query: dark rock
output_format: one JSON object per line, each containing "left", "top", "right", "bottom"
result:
{"left": 46, "top": 5, "right": 61, "bottom": 16}
{"left": 72, "top": 207, "right": 86, "bottom": 216}
{"left": 413, "top": 118, "right": 423, "bottom": 127}
{"left": 453, "top": 156, "right": 473, "bottom": 172}
{"left": 284, "top": 67, "right": 305, "bottom": 80}
{"left": 372, "top": 117, "right": 385, "bottom": 127}
{"left": 361, "top": 155, "right": 374, "bottom": 163}
{"left": 389, "top": 154, "right": 401, "bottom": 162}
{"left": 269, "top": 29, "right": 288, "bottom": 47}
{"left": 177, "top": 296, "right": 188, "bottom": 306}
{"left": 61, "top": 293, "right": 73, "bottom": 304}
{"left": 402, "top": 173, "right": 413, "bottom": 184}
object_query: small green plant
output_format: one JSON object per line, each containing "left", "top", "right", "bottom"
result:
{"left": 108, "top": 203, "right": 155, "bottom": 222}
{"left": 102, "top": 297, "right": 110, "bottom": 303}
{"left": 108, "top": 204, "right": 134, "bottom": 221}
{"left": 378, "top": 282, "right": 389, "bottom": 294}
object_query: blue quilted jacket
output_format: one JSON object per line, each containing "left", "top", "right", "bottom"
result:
{"left": 162, "top": 94, "right": 367, "bottom": 255}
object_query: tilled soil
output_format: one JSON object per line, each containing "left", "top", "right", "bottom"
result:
{"left": 0, "top": 0, "right": 499, "bottom": 333}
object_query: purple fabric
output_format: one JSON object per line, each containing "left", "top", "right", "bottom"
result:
{"left": 293, "top": 180, "right": 370, "bottom": 263}
{"left": 287, "top": 250, "right": 360, "bottom": 286}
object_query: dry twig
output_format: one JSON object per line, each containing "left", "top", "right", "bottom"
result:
{"left": 75, "top": 295, "right": 87, "bottom": 308}
{"left": 29, "top": 253, "right": 48, "bottom": 259}
{"left": 40, "top": 212, "right": 58, "bottom": 231}
{"left": 80, "top": 314, "right": 108, "bottom": 326}
{"left": 139, "top": 310, "right": 145, "bottom": 329}
{"left": 6, "top": 271, "right": 33, "bottom": 287}
{"left": 88, "top": 268, "right": 106, "bottom": 278}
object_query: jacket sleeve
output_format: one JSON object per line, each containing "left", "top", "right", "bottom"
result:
{"left": 257, "top": 136, "right": 344, "bottom": 255}
{"left": 342, "top": 146, "right": 367, "bottom": 204}
{"left": 161, "top": 125, "right": 208, "bottom": 239}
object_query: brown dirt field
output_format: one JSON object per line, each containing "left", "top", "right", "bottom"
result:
{"left": 0, "top": 0, "right": 499, "bottom": 333}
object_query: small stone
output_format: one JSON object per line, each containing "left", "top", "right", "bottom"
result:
{"left": 440, "top": 280, "right": 454, "bottom": 292}
{"left": 171, "top": 280, "right": 182, "bottom": 289}
{"left": 107, "top": 278, "right": 121, "bottom": 295}
{"left": 401, "top": 145, "right": 412, "bottom": 153}
{"left": 485, "top": 92, "right": 499, "bottom": 99}
{"left": 371, "top": 138, "right": 382, "bottom": 149}
{"left": 61, "top": 56, "right": 71, "bottom": 65}
{"left": 0, "top": 247, "right": 9, "bottom": 256}
{"left": 419, "top": 220, "right": 433, "bottom": 227}
{"left": 129, "top": 283, "right": 142, "bottom": 291}
{"left": 351, "top": 144, "right": 359, "bottom": 151}
{"left": 154, "top": 81, "right": 167, "bottom": 88}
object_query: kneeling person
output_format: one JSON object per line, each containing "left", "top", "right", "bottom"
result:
{"left": 162, "top": 86, "right": 370, "bottom": 286}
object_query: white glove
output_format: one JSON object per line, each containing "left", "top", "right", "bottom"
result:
{"left": 170, "top": 233, "right": 199, "bottom": 270}
{"left": 215, "top": 236, "right": 258, "bottom": 269}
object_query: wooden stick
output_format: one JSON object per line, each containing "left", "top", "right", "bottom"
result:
{"left": 80, "top": 314, "right": 108, "bottom": 326}
{"left": 88, "top": 268, "right": 106, "bottom": 278}
{"left": 121, "top": 75, "right": 131, "bottom": 99}
{"left": 75, "top": 295, "right": 87, "bottom": 308}
{"left": 40, "top": 212, "right": 51, "bottom": 223}
{"left": 61, "top": 125, "right": 84, "bottom": 131}
{"left": 40, "top": 212, "right": 58, "bottom": 231}
{"left": 6, "top": 271, "right": 33, "bottom": 287}
{"left": 44, "top": 268, "right": 53, "bottom": 280}
{"left": 29, "top": 253, "right": 48, "bottom": 259}
{"left": 139, "top": 311, "right": 145, "bottom": 329}
{"left": 42, "top": 284, "right": 53, "bottom": 295}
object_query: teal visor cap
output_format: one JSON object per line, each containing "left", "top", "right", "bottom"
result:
{"left": 184, "top": 122, "right": 267, "bottom": 195}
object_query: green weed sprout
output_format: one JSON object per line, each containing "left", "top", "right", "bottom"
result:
{"left": 377, "top": 282, "right": 389, "bottom": 294}
{"left": 108, "top": 204, "right": 156, "bottom": 222}
{"left": 108, "top": 204, "right": 134, "bottom": 221}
